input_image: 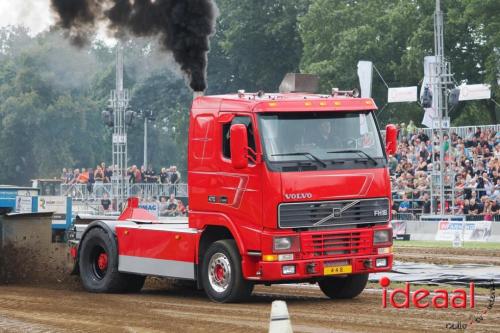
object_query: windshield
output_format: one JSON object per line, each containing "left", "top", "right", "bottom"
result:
{"left": 258, "top": 111, "right": 384, "bottom": 166}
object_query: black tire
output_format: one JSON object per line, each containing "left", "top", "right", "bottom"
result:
{"left": 79, "top": 227, "right": 136, "bottom": 293}
{"left": 318, "top": 273, "right": 369, "bottom": 299}
{"left": 201, "top": 240, "right": 253, "bottom": 303}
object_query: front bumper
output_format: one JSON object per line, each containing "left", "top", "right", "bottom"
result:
{"left": 257, "top": 253, "right": 393, "bottom": 281}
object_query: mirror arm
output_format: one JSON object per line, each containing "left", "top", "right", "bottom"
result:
{"left": 246, "top": 146, "right": 260, "bottom": 164}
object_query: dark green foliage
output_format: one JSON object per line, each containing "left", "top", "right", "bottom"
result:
{"left": 0, "top": 0, "right": 498, "bottom": 185}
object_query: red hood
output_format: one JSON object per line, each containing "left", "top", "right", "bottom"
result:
{"left": 280, "top": 168, "right": 390, "bottom": 202}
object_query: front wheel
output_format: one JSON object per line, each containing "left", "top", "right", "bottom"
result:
{"left": 318, "top": 273, "right": 369, "bottom": 299}
{"left": 201, "top": 240, "right": 253, "bottom": 303}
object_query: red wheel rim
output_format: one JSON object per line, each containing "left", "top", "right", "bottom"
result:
{"left": 97, "top": 252, "right": 108, "bottom": 271}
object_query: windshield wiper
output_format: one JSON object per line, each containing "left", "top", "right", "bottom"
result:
{"left": 326, "top": 149, "right": 378, "bottom": 165}
{"left": 271, "top": 152, "right": 327, "bottom": 167}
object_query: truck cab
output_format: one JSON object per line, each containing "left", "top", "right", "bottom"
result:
{"left": 71, "top": 89, "right": 397, "bottom": 303}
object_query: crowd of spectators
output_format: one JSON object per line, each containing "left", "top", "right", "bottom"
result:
{"left": 60, "top": 163, "right": 182, "bottom": 189}
{"left": 57, "top": 123, "right": 500, "bottom": 220}
{"left": 60, "top": 163, "right": 186, "bottom": 217}
{"left": 97, "top": 192, "right": 188, "bottom": 217}
{"left": 390, "top": 122, "right": 500, "bottom": 219}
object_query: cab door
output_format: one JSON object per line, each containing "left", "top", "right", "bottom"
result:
{"left": 213, "top": 113, "right": 263, "bottom": 251}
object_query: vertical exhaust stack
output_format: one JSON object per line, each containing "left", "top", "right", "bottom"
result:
{"left": 193, "top": 91, "right": 204, "bottom": 100}
{"left": 279, "top": 73, "right": 319, "bottom": 93}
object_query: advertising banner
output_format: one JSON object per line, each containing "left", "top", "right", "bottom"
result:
{"left": 357, "top": 61, "right": 373, "bottom": 98}
{"left": 387, "top": 87, "right": 418, "bottom": 103}
{"left": 421, "top": 56, "right": 438, "bottom": 128}
{"left": 391, "top": 220, "right": 407, "bottom": 237}
{"left": 139, "top": 202, "right": 159, "bottom": 217}
{"left": 38, "top": 196, "right": 66, "bottom": 213}
{"left": 458, "top": 84, "right": 491, "bottom": 101}
{"left": 37, "top": 196, "right": 68, "bottom": 226}
{"left": 435, "top": 220, "right": 492, "bottom": 241}
{"left": 15, "top": 196, "right": 32, "bottom": 213}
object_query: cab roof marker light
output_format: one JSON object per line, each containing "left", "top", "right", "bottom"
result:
{"left": 334, "top": 101, "right": 342, "bottom": 106}
{"left": 304, "top": 101, "right": 313, "bottom": 107}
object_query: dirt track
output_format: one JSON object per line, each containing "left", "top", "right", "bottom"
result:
{"left": 394, "top": 246, "right": 500, "bottom": 265}
{"left": 0, "top": 282, "right": 498, "bottom": 333}
{"left": 0, "top": 245, "right": 499, "bottom": 332}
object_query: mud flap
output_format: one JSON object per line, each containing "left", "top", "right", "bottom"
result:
{"left": 67, "top": 240, "right": 80, "bottom": 275}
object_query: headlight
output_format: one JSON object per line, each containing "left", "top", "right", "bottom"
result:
{"left": 374, "top": 230, "right": 391, "bottom": 245}
{"left": 273, "top": 236, "right": 300, "bottom": 252}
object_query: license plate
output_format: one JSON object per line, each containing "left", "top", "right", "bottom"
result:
{"left": 323, "top": 265, "right": 352, "bottom": 275}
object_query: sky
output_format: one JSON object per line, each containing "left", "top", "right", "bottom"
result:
{"left": 0, "top": 0, "right": 113, "bottom": 44}
{"left": 0, "top": 0, "right": 54, "bottom": 35}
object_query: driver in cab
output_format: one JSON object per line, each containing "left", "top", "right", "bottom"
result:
{"left": 311, "top": 120, "right": 339, "bottom": 149}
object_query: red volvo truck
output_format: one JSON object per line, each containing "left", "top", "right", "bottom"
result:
{"left": 68, "top": 86, "right": 398, "bottom": 303}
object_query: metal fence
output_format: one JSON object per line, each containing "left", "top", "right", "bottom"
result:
{"left": 61, "top": 183, "right": 188, "bottom": 201}
{"left": 420, "top": 124, "right": 500, "bottom": 139}
{"left": 392, "top": 185, "right": 500, "bottom": 221}
{"left": 381, "top": 124, "right": 500, "bottom": 140}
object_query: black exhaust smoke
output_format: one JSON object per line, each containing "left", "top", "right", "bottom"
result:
{"left": 50, "top": 0, "right": 218, "bottom": 91}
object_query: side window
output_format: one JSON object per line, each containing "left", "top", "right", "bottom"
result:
{"left": 192, "top": 115, "right": 215, "bottom": 160}
{"left": 222, "top": 115, "right": 256, "bottom": 159}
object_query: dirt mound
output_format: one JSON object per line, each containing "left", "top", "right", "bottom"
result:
{"left": 0, "top": 243, "right": 79, "bottom": 288}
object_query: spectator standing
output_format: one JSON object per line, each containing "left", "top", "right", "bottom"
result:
{"left": 145, "top": 166, "right": 157, "bottom": 183}
{"left": 170, "top": 166, "right": 181, "bottom": 184}
{"left": 87, "top": 168, "right": 95, "bottom": 194}
{"left": 60, "top": 168, "right": 68, "bottom": 183}
{"left": 101, "top": 193, "right": 112, "bottom": 213}
{"left": 159, "top": 196, "right": 168, "bottom": 216}
{"left": 104, "top": 166, "right": 112, "bottom": 183}
{"left": 160, "top": 167, "right": 168, "bottom": 184}
{"left": 166, "top": 194, "right": 178, "bottom": 216}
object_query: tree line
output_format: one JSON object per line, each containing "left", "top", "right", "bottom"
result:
{"left": 0, "top": 0, "right": 498, "bottom": 185}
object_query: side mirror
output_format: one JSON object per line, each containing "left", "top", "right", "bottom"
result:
{"left": 230, "top": 124, "right": 248, "bottom": 169}
{"left": 385, "top": 124, "right": 398, "bottom": 156}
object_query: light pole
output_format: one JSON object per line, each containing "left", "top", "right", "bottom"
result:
{"left": 142, "top": 110, "right": 155, "bottom": 170}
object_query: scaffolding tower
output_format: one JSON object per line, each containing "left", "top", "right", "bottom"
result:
{"left": 110, "top": 43, "right": 130, "bottom": 208}
{"left": 430, "top": 0, "right": 455, "bottom": 215}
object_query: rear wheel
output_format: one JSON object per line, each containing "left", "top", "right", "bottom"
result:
{"left": 318, "top": 273, "right": 369, "bottom": 299}
{"left": 79, "top": 227, "right": 144, "bottom": 293}
{"left": 201, "top": 240, "right": 253, "bottom": 303}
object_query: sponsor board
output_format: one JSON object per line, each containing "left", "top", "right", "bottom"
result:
{"left": 15, "top": 196, "right": 32, "bottom": 213}
{"left": 458, "top": 84, "right": 491, "bottom": 101}
{"left": 139, "top": 202, "right": 160, "bottom": 217}
{"left": 388, "top": 86, "right": 418, "bottom": 103}
{"left": 391, "top": 220, "right": 407, "bottom": 237}
{"left": 38, "top": 196, "right": 69, "bottom": 227}
{"left": 436, "top": 220, "right": 492, "bottom": 241}
{"left": 38, "top": 196, "right": 67, "bottom": 213}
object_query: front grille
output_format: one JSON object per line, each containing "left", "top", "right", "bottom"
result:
{"left": 301, "top": 229, "right": 372, "bottom": 258}
{"left": 278, "top": 198, "right": 389, "bottom": 229}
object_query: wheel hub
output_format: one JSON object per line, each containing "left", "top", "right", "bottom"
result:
{"left": 208, "top": 253, "right": 231, "bottom": 293}
{"left": 97, "top": 253, "right": 108, "bottom": 271}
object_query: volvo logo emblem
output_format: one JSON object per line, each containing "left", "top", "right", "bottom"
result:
{"left": 313, "top": 200, "right": 360, "bottom": 226}
{"left": 284, "top": 192, "right": 313, "bottom": 200}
